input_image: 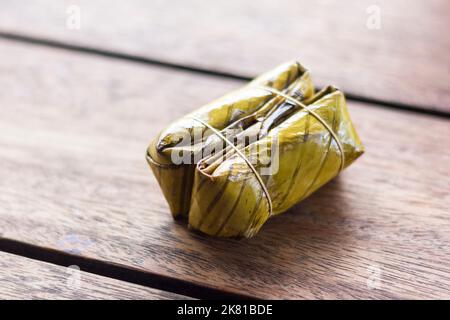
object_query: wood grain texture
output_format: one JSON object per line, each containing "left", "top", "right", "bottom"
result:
{"left": 0, "top": 40, "right": 449, "bottom": 299}
{"left": 0, "top": 0, "right": 448, "bottom": 113}
{"left": 0, "top": 252, "right": 190, "bottom": 299}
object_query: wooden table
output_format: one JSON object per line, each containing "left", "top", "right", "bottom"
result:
{"left": 0, "top": 1, "right": 449, "bottom": 299}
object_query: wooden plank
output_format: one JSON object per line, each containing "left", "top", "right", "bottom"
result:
{"left": 0, "top": 252, "right": 190, "bottom": 299}
{"left": 0, "top": 39, "right": 449, "bottom": 299}
{"left": 0, "top": 0, "right": 448, "bottom": 113}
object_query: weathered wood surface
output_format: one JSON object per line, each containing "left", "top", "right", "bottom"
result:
{"left": 0, "top": 252, "right": 190, "bottom": 299}
{"left": 0, "top": 0, "right": 448, "bottom": 113}
{"left": 0, "top": 40, "right": 449, "bottom": 299}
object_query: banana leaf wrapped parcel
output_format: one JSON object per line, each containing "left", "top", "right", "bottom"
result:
{"left": 147, "top": 62, "right": 364, "bottom": 238}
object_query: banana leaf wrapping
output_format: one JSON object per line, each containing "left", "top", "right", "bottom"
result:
{"left": 147, "top": 62, "right": 364, "bottom": 238}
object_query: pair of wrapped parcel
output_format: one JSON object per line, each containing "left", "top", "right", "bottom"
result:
{"left": 147, "top": 62, "right": 364, "bottom": 238}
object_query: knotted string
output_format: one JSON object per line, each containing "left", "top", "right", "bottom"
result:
{"left": 190, "top": 85, "right": 346, "bottom": 217}
{"left": 190, "top": 116, "right": 274, "bottom": 216}
{"left": 255, "top": 86, "right": 345, "bottom": 172}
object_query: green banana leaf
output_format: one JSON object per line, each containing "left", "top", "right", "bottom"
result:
{"left": 147, "top": 61, "right": 364, "bottom": 238}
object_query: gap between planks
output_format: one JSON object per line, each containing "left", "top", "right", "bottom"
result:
{"left": 0, "top": 238, "right": 253, "bottom": 300}
{"left": 0, "top": 32, "right": 253, "bottom": 299}
{"left": 0, "top": 31, "right": 448, "bottom": 120}
{"left": 0, "top": 38, "right": 448, "bottom": 299}
{"left": 0, "top": 251, "right": 191, "bottom": 299}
